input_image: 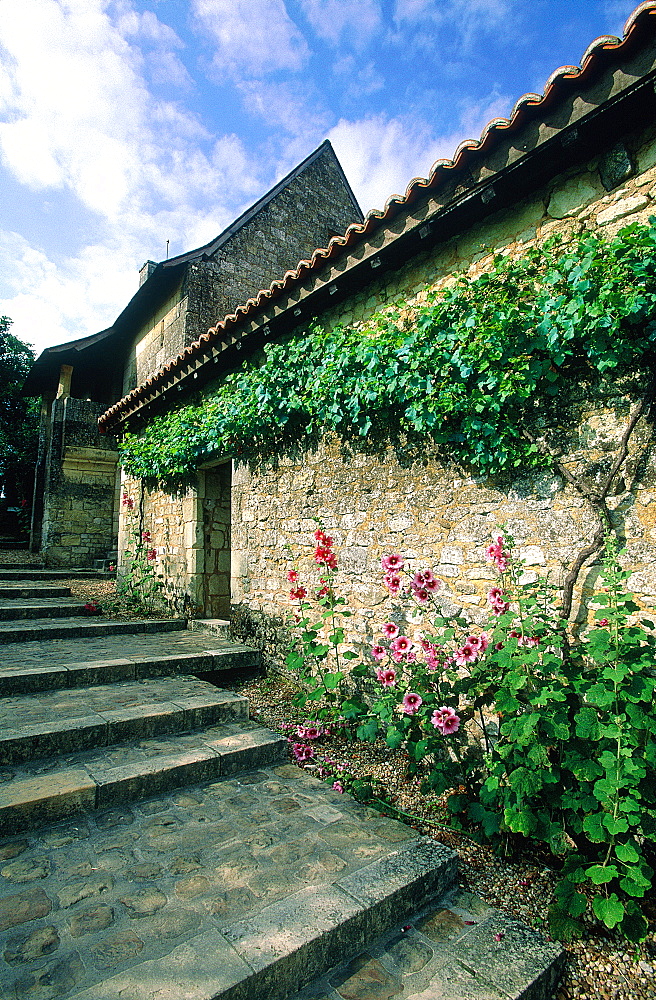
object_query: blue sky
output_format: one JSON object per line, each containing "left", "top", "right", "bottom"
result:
{"left": 0, "top": 0, "right": 643, "bottom": 356}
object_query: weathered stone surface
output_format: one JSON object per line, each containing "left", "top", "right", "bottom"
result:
{"left": 417, "top": 908, "right": 467, "bottom": 942}
{"left": 385, "top": 933, "right": 433, "bottom": 973}
{"left": 69, "top": 904, "right": 114, "bottom": 937}
{"left": 0, "top": 888, "right": 52, "bottom": 930}
{"left": 14, "top": 950, "right": 85, "bottom": 999}
{"left": 90, "top": 930, "right": 144, "bottom": 969}
{"left": 57, "top": 876, "right": 113, "bottom": 909}
{"left": 3, "top": 925, "right": 60, "bottom": 964}
{"left": 330, "top": 953, "right": 403, "bottom": 999}
{"left": 1, "top": 857, "right": 50, "bottom": 883}
{"left": 119, "top": 888, "right": 168, "bottom": 917}
{"left": 547, "top": 174, "right": 602, "bottom": 218}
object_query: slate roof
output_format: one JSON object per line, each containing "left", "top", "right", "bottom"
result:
{"left": 99, "top": 0, "right": 656, "bottom": 431}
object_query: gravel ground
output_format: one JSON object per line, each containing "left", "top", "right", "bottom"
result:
{"left": 237, "top": 673, "right": 656, "bottom": 1000}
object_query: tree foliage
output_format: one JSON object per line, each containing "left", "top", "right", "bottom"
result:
{"left": 120, "top": 221, "right": 656, "bottom": 488}
{"left": 0, "top": 316, "right": 39, "bottom": 505}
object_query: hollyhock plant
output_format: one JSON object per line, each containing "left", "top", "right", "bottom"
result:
{"left": 390, "top": 635, "right": 411, "bottom": 654}
{"left": 402, "top": 692, "right": 423, "bottom": 715}
{"left": 381, "top": 554, "right": 404, "bottom": 572}
{"left": 376, "top": 668, "right": 397, "bottom": 687}
{"left": 431, "top": 706, "right": 460, "bottom": 734}
{"left": 297, "top": 722, "right": 323, "bottom": 740}
{"left": 287, "top": 569, "right": 299, "bottom": 584}
{"left": 383, "top": 573, "right": 402, "bottom": 595}
{"left": 381, "top": 622, "right": 400, "bottom": 639}
{"left": 291, "top": 743, "right": 314, "bottom": 762}
{"left": 371, "top": 644, "right": 386, "bottom": 661}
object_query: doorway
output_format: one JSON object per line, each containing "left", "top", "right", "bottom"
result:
{"left": 202, "top": 463, "right": 231, "bottom": 618}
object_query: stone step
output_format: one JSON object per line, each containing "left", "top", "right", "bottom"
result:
{"left": 0, "top": 616, "right": 188, "bottom": 644}
{"left": 0, "top": 639, "right": 262, "bottom": 696}
{"left": 0, "top": 763, "right": 462, "bottom": 1000}
{"left": 0, "top": 598, "right": 91, "bottom": 621}
{"left": 291, "top": 886, "right": 565, "bottom": 1000}
{"left": 0, "top": 675, "right": 248, "bottom": 765}
{"left": 0, "top": 721, "right": 287, "bottom": 834}
{"left": 0, "top": 568, "right": 110, "bottom": 580}
{"left": 0, "top": 540, "right": 28, "bottom": 549}
{"left": 0, "top": 584, "right": 71, "bottom": 599}
{"left": 190, "top": 618, "right": 231, "bottom": 640}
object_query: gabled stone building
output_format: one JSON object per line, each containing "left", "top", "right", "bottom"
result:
{"left": 98, "top": 2, "right": 656, "bottom": 649}
{"left": 23, "top": 141, "right": 362, "bottom": 566}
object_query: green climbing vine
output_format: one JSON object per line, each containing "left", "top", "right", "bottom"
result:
{"left": 120, "top": 221, "right": 656, "bottom": 489}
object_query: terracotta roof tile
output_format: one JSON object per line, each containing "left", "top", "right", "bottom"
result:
{"left": 99, "top": 1, "right": 656, "bottom": 429}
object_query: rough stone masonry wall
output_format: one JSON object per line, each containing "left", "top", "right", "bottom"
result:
{"left": 42, "top": 399, "right": 119, "bottom": 568}
{"left": 225, "top": 120, "right": 656, "bottom": 668}
{"left": 121, "top": 120, "right": 656, "bottom": 660}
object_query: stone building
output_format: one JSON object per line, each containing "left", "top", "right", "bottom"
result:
{"left": 100, "top": 3, "right": 656, "bottom": 659}
{"left": 23, "top": 141, "right": 362, "bottom": 567}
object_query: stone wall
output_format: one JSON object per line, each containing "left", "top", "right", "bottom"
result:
{"left": 40, "top": 399, "right": 119, "bottom": 567}
{"left": 119, "top": 117, "right": 656, "bottom": 662}
{"left": 124, "top": 145, "right": 361, "bottom": 392}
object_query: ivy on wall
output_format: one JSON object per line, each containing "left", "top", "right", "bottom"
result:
{"left": 119, "top": 222, "right": 656, "bottom": 490}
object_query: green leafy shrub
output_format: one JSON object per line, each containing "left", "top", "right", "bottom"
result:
{"left": 284, "top": 530, "right": 656, "bottom": 943}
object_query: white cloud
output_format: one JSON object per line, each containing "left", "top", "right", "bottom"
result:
{"left": 332, "top": 56, "right": 384, "bottom": 98}
{"left": 191, "top": 0, "right": 309, "bottom": 78}
{"left": 393, "top": 0, "right": 511, "bottom": 51}
{"left": 328, "top": 97, "right": 512, "bottom": 213}
{"left": 300, "top": 0, "right": 382, "bottom": 48}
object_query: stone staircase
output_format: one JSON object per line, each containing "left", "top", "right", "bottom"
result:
{"left": 0, "top": 562, "right": 564, "bottom": 1000}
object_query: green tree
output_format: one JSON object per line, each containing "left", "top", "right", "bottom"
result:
{"left": 0, "top": 316, "right": 38, "bottom": 512}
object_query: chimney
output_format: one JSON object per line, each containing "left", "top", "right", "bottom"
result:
{"left": 139, "top": 261, "right": 157, "bottom": 287}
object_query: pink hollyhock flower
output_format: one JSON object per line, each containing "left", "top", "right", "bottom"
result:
{"left": 381, "top": 622, "right": 399, "bottom": 639}
{"left": 289, "top": 586, "right": 308, "bottom": 601}
{"left": 413, "top": 587, "right": 430, "bottom": 604}
{"left": 291, "top": 743, "right": 314, "bottom": 762}
{"left": 478, "top": 631, "right": 490, "bottom": 652}
{"left": 122, "top": 493, "right": 134, "bottom": 510}
{"left": 492, "top": 601, "right": 509, "bottom": 616}
{"left": 466, "top": 635, "right": 482, "bottom": 651}
{"left": 406, "top": 651, "right": 417, "bottom": 663}
{"left": 419, "top": 638, "right": 433, "bottom": 652}
{"left": 598, "top": 618, "right": 610, "bottom": 627}
{"left": 487, "top": 587, "right": 503, "bottom": 605}
{"left": 495, "top": 641, "right": 504, "bottom": 651}
{"left": 402, "top": 692, "right": 423, "bottom": 715}
{"left": 314, "top": 529, "right": 332, "bottom": 545}
{"left": 431, "top": 706, "right": 461, "bottom": 734}
{"left": 287, "top": 569, "right": 299, "bottom": 584}
{"left": 426, "top": 654, "right": 441, "bottom": 671}
{"left": 371, "top": 644, "right": 386, "bottom": 661}
{"left": 390, "top": 650, "right": 405, "bottom": 664}
{"left": 455, "top": 642, "right": 477, "bottom": 665}
{"left": 300, "top": 723, "right": 323, "bottom": 740}
{"left": 383, "top": 573, "right": 401, "bottom": 595}
{"left": 412, "top": 571, "right": 427, "bottom": 587}
{"left": 376, "top": 668, "right": 397, "bottom": 687}
{"left": 332, "top": 781, "right": 344, "bottom": 793}
{"left": 147, "top": 548, "right": 157, "bottom": 561}
{"left": 381, "top": 554, "right": 404, "bottom": 572}
{"left": 390, "top": 635, "right": 411, "bottom": 654}
{"left": 141, "top": 530, "right": 151, "bottom": 542}
{"left": 424, "top": 576, "right": 440, "bottom": 592}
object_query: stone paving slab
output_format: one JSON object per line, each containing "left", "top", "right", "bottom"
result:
{"left": 0, "top": 617, "right": 189, "bottom": 644}
{"left": 0, "top": 599, "right": 88, "bottom": 621}
{"left": 0, "top": 639, "right": 261, "bottom": 696}
{"left": 0, "top": 721, "right": 287, "bottom": 833}
{"left": 291, "top": 887, "right": 565, "bottom": 1000}
{"left": 0, "top": 586, "right": 71, "bottom": 599}
{"left": 0, "top": 763, "right": 458, "bottom": 1000}
{"left": 0, "top": 676, "right": 248, "bottom": 764}
{"left": 0, "top": 570, "right": 110, "bottom": 580}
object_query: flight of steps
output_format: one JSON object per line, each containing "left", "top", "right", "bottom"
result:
{"left": 0, "top": 561, "right": 564, "bottom": 1000}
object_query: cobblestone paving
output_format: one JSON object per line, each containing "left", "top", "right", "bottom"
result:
{"left": 291, "top": 888, "right": 565, "bottom": 1000}
{"left": 0, "top": 764, "right": 453, "bottom": 999}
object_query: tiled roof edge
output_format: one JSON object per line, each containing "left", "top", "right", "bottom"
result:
{"left": 99, "top": 0, "right": 656, "bottom": 431}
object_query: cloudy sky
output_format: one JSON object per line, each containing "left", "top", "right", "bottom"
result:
{"left": 0, "top": 0, "right": 643, "bottom": 356}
